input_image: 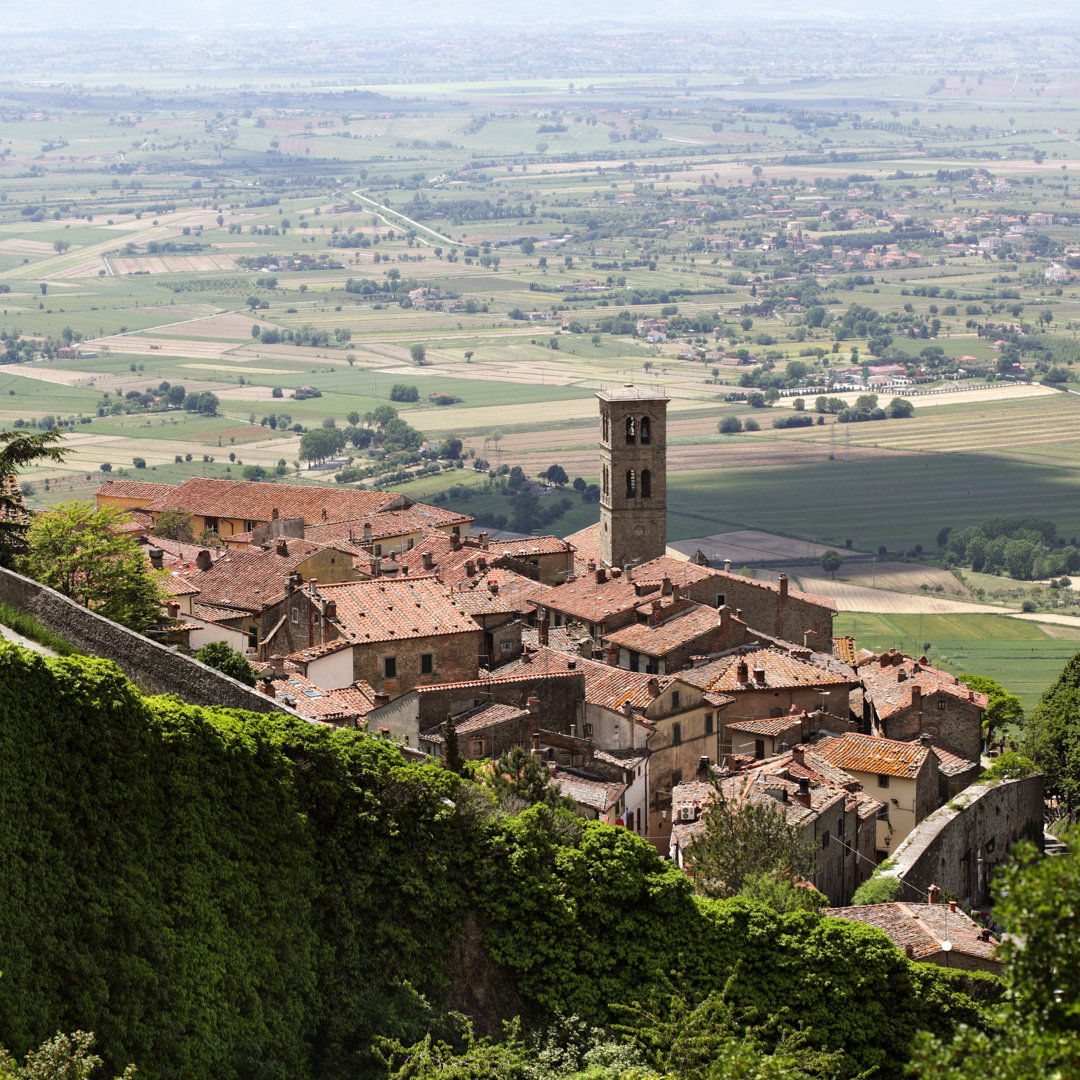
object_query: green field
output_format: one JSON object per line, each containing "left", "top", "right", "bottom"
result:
{"left": 834, "top": 612, "right": 1080, "bottom": 709}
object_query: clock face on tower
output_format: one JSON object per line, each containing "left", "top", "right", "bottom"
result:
{"left": 596, "top": 386, "right": 669, "bottom": 569}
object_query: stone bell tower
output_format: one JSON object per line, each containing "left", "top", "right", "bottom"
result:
{"left": 596, "top": 385, "right": 669, "bottom": 568}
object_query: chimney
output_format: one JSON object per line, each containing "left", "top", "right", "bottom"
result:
{"left": 897, "top": 669, "right": 907, "bottom": 682}
{"left": 737, "top": 659, "right": 749, "bottom": 683}
{"left": 647, "top": 676, "right": 660, "bottom": 695}
{"left": 324, "top": 599, "right": 337, "bottom": 620}
{"left": 522, "top": 648, "right": 532, "bottom": 665}
{"left": 719, "top": 606, "right": 730, "bottom": 632}
{"left": 567, "top": 660, "right": 576, "bottom": 670}
{"left": 195, "top": 548, "right": 212, "bottom": 572}
{"left": 271, "top": 508, "right": 279, "bottom": 521}
{"left": 289, "top": 571, "right": 303, "bottom": 592}
{"left": 271, "top": 654, "right": 285, "bottom": 677}
{"left": 487, "top": 579, "right": 499, "bottom": 595}
{"left": 148, "top": 547, "right": 163, "bottom": 569}
{"left": 166, "top": 600, "right": 179, "bottom": 619}
{"left": 723, "top": 559, "right": 732, "bottom": 573}
{"left": 905, "top": 945, "right": 915, "bottom": 959}
{"left": 422, "top": 551, "right": 434, "bottom": 570}
{"left": 778, "top": 573, "right": 788, "bottom": 598}
{"left": 401, "top": 565, "right": 409, "bottom": 575}
{"left": 610, "top": 566, "right": 622, "bottom": 578}
{"left": 587, "top": 558, "right": 596, "bottom": 573}
{"left": 373, "top": 693, "right": 390, "bottom": 707}
{"left": 276, "top": 538, "right": 289, "bottom": 557}
{"left": 912, "top": 684, "right": 922, "bottom": 709}
{"left": 650, "top": 599, "right": 664, "bottom": 626}
{"left": 531, "top": 731, "right": 541, "bottom": 754}
{"left": 363, "top": 522, "right": 372, "bottom": 543}
{"left": 595, "top": 566, "right": 608, "bottom": 584}
{"left": 696, "top": 755, "right": 710, "bottom": 782}
{"left": 308, "top": 578, "right": 319, "bottom": 596}
{"left": 604, "top": 643, "right": 619, "bottom": 666}
{"left": 538, "top": 618, "right": 549, "bottom": 646}
{"left": 792, "top": 746, "right": 805, "bottom": 767}
{"left": 672, "top": 583, "right": 681, "bottom": 601}
{"left": 803, "top": 629, "right": 816, "bottom": 649}
{"left": 477, "top": 555, "right": 487, "bottom": 570}
{"left": 450, "top": 534, "right": 462, "bottom": 551}
{"left": 527, "top": 695, "right": 540, "bottom": 725}
{"left": 736, "top": 608, "right": 743, "bottom": 620}
{"left": 260, "top": 677, "right": 276, "bottom": 698}
{"left": 928, "top": 884, "right": 941, "bottom": 904}
{"left": 661, "top": 576, "right": 673, "bottom": 596}
{"left": 795, "top": 777, "right": 811, "bottom": 808}
{"left": 479, "top": 531, "right": 489, "bottom": 549}
{"left": 949, "top": 900, "right": 957, "bottom": 913}
{"left": 753, "top": 666, "right": 766, "bottom": 686}
{"left": 465, "top": 559, "right": 476, "bottom": 577}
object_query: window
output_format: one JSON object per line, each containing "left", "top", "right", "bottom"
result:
{"left": 602, "top": 414, "right": 609, "bottom": 443}
{"left": 384, "top": 656, "right": 397, "bottom": 678}
{"left": 602, "top": 464, "right": 609, "bottom": 498}
{"left": 625, "top": 416, "right": 635, "bottom": 444}
{"left": 837, "top": 814, "right": 845, "bottom": 837}
{"left": 671, "top": 691, "right": 680, "bottom": 710}
{"left": 937, "top": 699, "right": 946, "bottom": 710}
{"left": 877, "top": 773, "right": 890, "bottom": 789}
{"left": 204, "top": 516, "right": 219, "bottom": 534}
{"left": 470, "top": 739, "right": 484, "bottom": 757}
{"left": 754, "top": 740, "right": 765, "bottom": 760}
{"left": 672, "top": 722, "right": 682, "bottom": 746}
{"left": 290, "top": 607, "right": 298, "bottom": 624}
{"left": 420, "top": 653, "right": 433, "bottom": 675}
{"left": 407, "top": 538, "right": 414, "bottom": 549}
{"left": 716, "top": 593, "right": 726, "bottom": 607}
{"left": 822, "top": 830, "right": 830, "bottom": 850}
{"left": 625, "top": 469, "right": 636, "bottom": 498}
{"left": 500, "top": 640, "right": 512, "bottom": 654}
{"left": 374, "top": 544, "right": 382, "bottom": 557}
{"left": 705, "top": 712, "right": 714, "bottom": 735}
{"left": 585, "top": 723, "right": 594, "bottom": 738}
{"left": 641, "top": 469, "right": 651, "bottom": 499}
{"left": 640, "top": 415, "right": 651, "bottom": 444}
{"left": 628, "top": 651, "right": 640, "bottom": 672}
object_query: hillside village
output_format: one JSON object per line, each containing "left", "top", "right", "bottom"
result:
{"left": 79, "top": 383, "right": 1040, "bottom": 955}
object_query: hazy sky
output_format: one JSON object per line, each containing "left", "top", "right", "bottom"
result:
{"left": 5, "top": 0, "right": 1078, "bottom": 32}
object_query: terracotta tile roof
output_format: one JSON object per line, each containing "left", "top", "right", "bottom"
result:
{"left": 521, "top": 625, "right": 588, "bottom": 652}
{"left": 860, "top": 653, "right": 988, "bottom": 720}
{"left": 447, "top": 589, "right": 520, "bottom": 617}
{"left": 451, "top": 567, "right": 549, "bottom": 615}
{"left": 592, "top": 747, "right": 648, "bottom": 772}
{"left": 727, "top": 715, "right": 804, "bottom": 739}
{"left": 913, "top": 740, "right": 980, "bottom": 778}
{"left": 564, "top": 521, "right": 603, "bottom": 571}
{"left": 305, "top": 576, "right": 482, "bottom": 649}
{"left": 823, "top": 903, "right": 1000, "bottom": 965}
{"left": 490, "top": 535, "right": 574, "bottom": 557}
{"left": 303, "top": 504, "right": 471, "bottom": 546}
{"left": 453, "top": 703, "right": 530, "bottom": 735}
{"left": 145, "top": 535, "right": 224, "bottom": 567}
{"left": 159, "top": 574, "right": 201, "bottom": 597}
{"left": 96, "top": 479, "right": 178, "bottom": 502}
{"left": 553, "top": 768, "right": 626, "bottom": 813}
{"left": 423, "top": 668, "right": 584, "bottom": 694}
{"left": 175, "top": 537, "right": 333, "bottom": 613}
{"left": 499, "top": 646, "right": 668, "bottom": 714}
{"left": 271, "top": 674, "right": 377, "bottom": 722}
{"left": 834, "top": 636, "right": 857, "bottom": 665}
{"left": 537, "top": 572, "right": 660, "bottom": 625}
{"left": 602, "top": 602, "right": 729, "bottom": 656}
{"left": 192, "top": 601, "right": 244, "bottom": 625}
{"left": 815, "top": 732, "right": 930, "bottom": 780}
{"left": 137, "top": 477, "right": 464, "bottom": 529}
{"left": 681, "top": 647, "right": 855, "bottom": 694}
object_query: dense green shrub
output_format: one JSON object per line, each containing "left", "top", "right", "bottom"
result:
{"left": 0, "top": 644, "right": 1000, "bottom": 1080}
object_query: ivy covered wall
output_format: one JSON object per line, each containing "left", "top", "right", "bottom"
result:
{"left": 0, "top": 643, "right": 998, "bottom": 1080}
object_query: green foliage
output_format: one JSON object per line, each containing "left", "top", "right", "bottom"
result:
{"left": 0, "top": 429, "right": 66, "bottom": 567}
{"left": 980, "top": 752, "right": 1039, "bottom": 782}
{"left": 684, "top": 785, "right": 817, "bottom": 901}
{"left": 481, "top": 747, "right": 575, "bottom": 812}
{"left": 152, "top": 508, "right": 195, "bottom": 544}
{"left": 958, "top": 672, "right": 1024, "bottom": 739}
{"left": 0, "top": 648, "right": 1003, "bottom": 1080}
{"left": 20, "top": 502, "right": 167, "bottom": 631}
{"left": 1023, "top": 651, "right": 1080, "bottom": 812}
{"left": 0, "top": 602, "right": 80, "bottom": 656}
{"left": 718, "top": 416, "right": 742, "bottom": 434}
{"left": 820, "top": 549, "right": 844, "bottom": 578}
{"left": 738, "top": 873, "right": 828, "bottom": 914}
{"left": 850, "top": 873, "right": 902, "bottom": 905}
{"left": 194, "top": 641, "right": 258, "bottom": 686}
{"left": 0, "top": 1030, "right": 135, "bottom": 1080}
{"left": 391, "top": 384, "right": 420, "bottom": 403}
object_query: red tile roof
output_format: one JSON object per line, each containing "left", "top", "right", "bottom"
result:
{"left": 823, "top": 903, "right": 1000, "bottom": 966}
{"left": 553, "top": 769, "right": 626, "bottom": 813}
{"left": 96, "top": 479, "right": 178, "bottom": 502}
{"left": 272, "top": 674, "right": 377, "bottom": 722}
{"left": 602, "top": 602, "right": 730, "bottom": 656}
{"left": 681, "top": 647, "right": 854, "bottom": 694}
{"left": 860, "top": 652, "right": 988, "bottom": 720}
{"left": 815, "top": 732, "right": 930, "bottom": 780}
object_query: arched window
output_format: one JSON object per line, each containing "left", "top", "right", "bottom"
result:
{"left": 625, "top": 416, "right": 635, "bottom": 444}
{"left": 602, "top": 464, "right": 609, "bottom": 498}
{"left": 602, "top": 414, "right": 609, "bottom": 443}
{"left": 626, "top": 469, "right": 636, "bottom": 498}
{"left": 641, "top": 468, "right": 651, "bottom": 499}
{"left": 640, "top": 416, "right": 651, "bottom": 444}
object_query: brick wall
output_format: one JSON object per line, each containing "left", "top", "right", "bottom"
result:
{"left": 879, "top": 692, "right": 983, "bottom": 762}
{"left": 417, "top": 671, "right": 585, "bottom": 732}
{"left": 353, "top": 629, "right": 482, "bottom": 695}
{"left": 0, "top": 566, "right": 304, "bottom": 719}
{"left": 878, "top": 775, "right": 1044, "bottom": 907}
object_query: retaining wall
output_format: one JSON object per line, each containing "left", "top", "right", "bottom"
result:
{"left": 878, "top": 774, "right": 1044, "bottom": 907}
{"left": 0, "top": 565, "right": 303, "bottom": 719}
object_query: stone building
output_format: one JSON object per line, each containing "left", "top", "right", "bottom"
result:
{"left": 596, "top": 385, "right": 669, "bottom": 568}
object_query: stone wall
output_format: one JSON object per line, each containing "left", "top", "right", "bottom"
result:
{"left": 0, "top": 566, "right": 304, "bottom": 719}
{"left": 876, "top": 774, "right": 1044, "bottom": 907}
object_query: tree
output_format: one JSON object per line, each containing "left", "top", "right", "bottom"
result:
{"left": 195, "top": 641, "right": 257, "bottom": 686}
{"left": 165, "top": 384, "right": 186, "bottom": 407}
{"left": 572, "top": 476, "right": 587, "bottom": 494}
{"left": 820, "top": 549, "right": 844, "bottom": 579}
{"left": 299, "top": 427, "right": 345, "bottom": 466}
{"left": 390, "top": 384, "right": 420, "bottom": 402}
{"left": 747, "top": 392, "right": 766, "bottom": 408}
{"left": 684, "top": 778, "right": 817, "bottom": 899}
{"left": 0, "top": 1029, "right": 135, "bottom": 1080}
{"left": 1024, "top": 652, "right": 1080, "bottom": 813}
{"left": 20, "top": 502, "right": 167, "bottom": 630}
{"left": 0, "top": 429, "right": 66, "bottom": 568}
{"left": 132, "top": 457, "right": 146, "bottom": 469}
{"left": 490, "top": 429, "right": 503, "bottom": 457}
{"left": 958, "top": 672, "right": 1024, "bottom": 740}
{"left": 410, "top": 343, "right": 427, "bottom": 365}
{"left": 887, "top": 397, "right": 915, "bottom": 418}
{"left": 438, "top": 437, "right": 462, "bottom": 460}
{"left": 153, "top": 509, "right": 195, "bottom": 544}
{"left": 744, "top": 418, "right": 760, "bottom": 431}
{"left": 719, "top": 416, "right": 743, "bottom": 434}
{"left": 481, "top": 747, "right": 575, "bottom": 811}
{"left": 543, "top": 464, "right": 568, "bottom": 486}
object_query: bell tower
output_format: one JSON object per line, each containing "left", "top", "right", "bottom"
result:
{"left": 596, "top": 385, "right": 668, "bottom": 568}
